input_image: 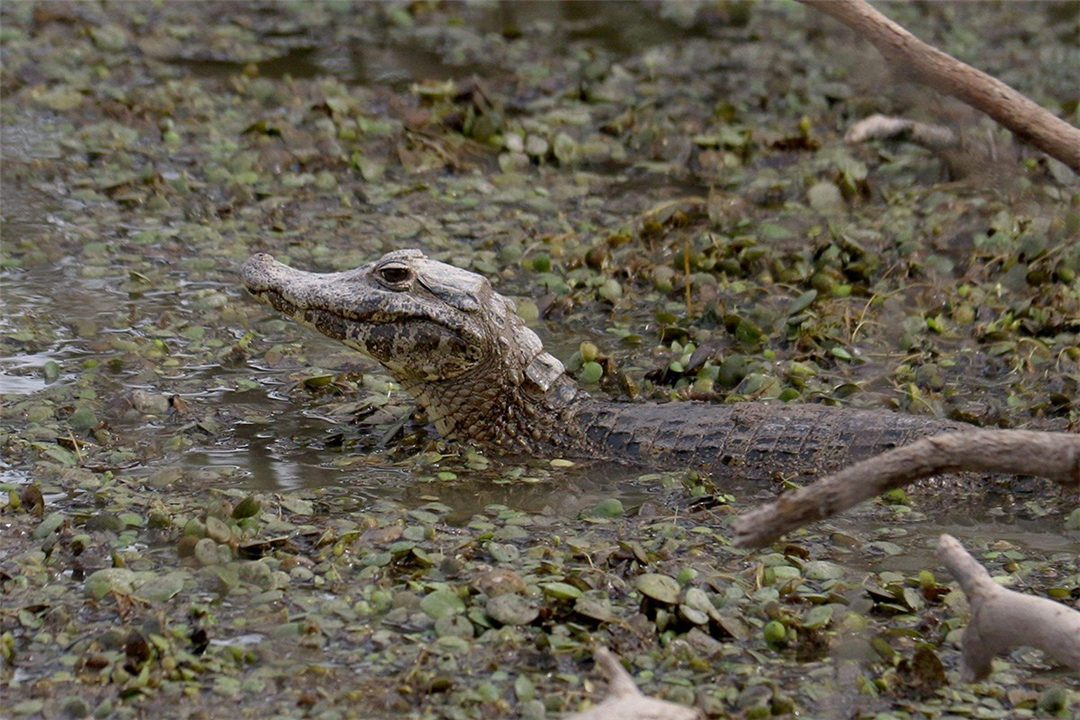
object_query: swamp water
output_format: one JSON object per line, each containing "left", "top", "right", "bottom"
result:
{"left": 1, "top": 2, "right": 1076, "bottom": 718}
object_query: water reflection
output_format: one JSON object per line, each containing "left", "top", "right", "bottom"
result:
{"left": 181, "top": 414, "right": 355, "bottom": 493}
{"left": 0, "top": 349, "right": 61, "bottom": 396}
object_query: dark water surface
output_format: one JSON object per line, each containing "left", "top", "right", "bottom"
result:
{"left": 1, "top": 1, "right": 1071, "bottom": 547}
{"left": 2, "top": 3, "right": 1077, "bottom": 718}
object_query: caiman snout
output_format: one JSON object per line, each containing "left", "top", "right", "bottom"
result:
{"left": 241, "top": 253, "right": 286, "bottom": 294}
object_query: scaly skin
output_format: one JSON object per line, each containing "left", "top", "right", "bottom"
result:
{"left": 242, "top": 250, "right": 965, "bottom": 481}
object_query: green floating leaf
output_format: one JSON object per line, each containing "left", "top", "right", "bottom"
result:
{"left": 574, "top": 595, "right": 615, "bottom": 623}
{"left": 541, "top": 582, "right": 582, "bottom": 600}
{"left": 514, "top": 675, "right": 536, "bottom": 703}
{"left": 280, "top": 497, "right": 313, "bottom": 515}
{"left": 486, "top": 594, "right": 538, "bottom": 626}
{"left": 803, "top": 560, "right": 844, "bottom": 581}
{"left": 803, "top": 605, "right": 833, "bottom": 629}
{"left": 585, "top": 498, "right": 623, "bottom": 519}
{"left": 34, "top": 443, "right": 76, "bottom": 466}
{"left": 85, "top": 568, "right": 136, "bottom": 599}
{"left": 135, "top": 572, "right": 187, "bottom": 602}
{"left": 787, "top": 289, "right": 818, "bottom": 316}
{"left": 303, "top": 374, "right": 334, "bottom": 389}
{"left": 735, "top": 318, "right": 763, "bottom": 345}
{"left": 579, "top": 361, "right": 603, "bottom": 384}
{"left": 32, "top": 512, "right": 66, "bottom": 539}
{"left": 232, "top": 496, "right": 262, "bottom": 520}
{"left": 807, "top": 182, "right": 843, "bottom": 214}
{"left": 634, "top": 573, "right": 680, "bottom": 604}
{"left": 420, "top": 589, "right": 466, "bottom": 619}
{"left": 758, "top": 223, "right": 796, "bottom": 241}
{"left": 763, "top": 619, "right": 787, "bottom": 645}
{"left": 43, "top": 361, "right": 61, "bottom": 382}
{"left": 1065, "top": 508, "right": 1080, "bottom": 531}
{"left": 598, "top": 279, "right": 622, "bottom": 301}
{"left": 434, "top": 614, "right": 474, "bottom": 639}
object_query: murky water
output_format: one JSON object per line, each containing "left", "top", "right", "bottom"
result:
{"left": 0, "top": 249, "right": 651, "bottom": 523}
{"left": 1, "top": 1, "right": 1073, "bottom": 558}
{"left": 3, "top": 6, "right": 1077, "bottom": 718}
{"left": 165, "top": 1, "right": 706, "bottom": 87}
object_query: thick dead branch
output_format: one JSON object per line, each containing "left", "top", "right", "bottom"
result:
{"left": 563, "top": 648, "right": 703, "bottom": 720}
{"left": 799, "top": 0, "right": 1080, "bottom": 172}
{"left": 937, "top": 534, "right": 1080, "bottom": 680}
{"left": 732, "top": 430, "right": 1080, "bottom": 548}
{"left": 845, "top": 114, "right": 959, "bottom": 150}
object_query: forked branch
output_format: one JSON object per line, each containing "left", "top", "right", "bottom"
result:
{"left": 799, "top": 0, "right": 1080, "bottom": 171}
{"left": 937, "top": 534, "right": 1080, "bottom": 680}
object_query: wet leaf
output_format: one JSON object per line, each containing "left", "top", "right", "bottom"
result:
{"left": 807, "top": 182, "right": 843, "bottom": 214}
{"left": 763, "top": 620, "right": 786, "bottom": 645}
{"left": 574, "top": 595, "right": 615, "bottom": 623}
{"left": 232, "top": 496, "right": 262, "bottom": 520}
{"left": 420, "top": 589, "right": 465, "bottom": 619}
{"left": 474, "top": 568, "right": 526, "bottom": 597}
{"left": 31, "top": 512, "right": 66, "bottom": 539}
{"left": 34, "top": 444, "right": 76, "bottom": 466}
{"left": 85, "top": 568, "right": 136, "bottom": 599}
{"left": 803, "top": 605, "right": 833, "bottom": 629}
{"left": 280, "top": 497, "right": 313, "bottom": 516}
{"left": 486, "top": 593, "right": 538, "bottom": 626}
{"left": 42, "top": 361, "right": 61, "bottom": 382}
{"left": 634, "top": 573, "right": 680, "bottom": 604}
{"left": 434, "top": 614, "right": 474, "bottom": 638}
{"left": 585, "top": 498, "right": 623, "bottom": 518}
{"left": 579, "top": 361, "right": 604, "bottom": 384}
{"left": 541, "top": 582, "right": 582, "bottom": 600}
{"left": 787, "top": 289, "right": 818, "bottom": 316}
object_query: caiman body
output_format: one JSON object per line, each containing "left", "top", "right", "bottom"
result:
{"left": 242, "top": 249, "right": 965, "bottom": 482}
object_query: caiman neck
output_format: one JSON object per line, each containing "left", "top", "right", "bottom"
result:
{"left": 404, "top": 347, "right": 586, "bottom": 453}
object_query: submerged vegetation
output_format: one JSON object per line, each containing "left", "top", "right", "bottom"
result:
{"left": 1, "top": 1, "right": 1077, "bottom": 718}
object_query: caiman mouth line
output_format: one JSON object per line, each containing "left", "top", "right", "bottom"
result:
{"left": 254, "top": 287, "right": 405, "bottom": 344}
{"left": 257, "top": 289, "right": 299, "bottom": 318}
{"left": 253, "top": 287, "right": 393, "bottom": 326}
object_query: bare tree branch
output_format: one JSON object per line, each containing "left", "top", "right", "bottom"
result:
{"left": 563, "top": 648, "right": 703, "bottom": 720}
{"left": 732, "top": 430, "right": 1080, "bottom": 548}
{"left": 799, "top": 0, "right": 1080, "bottom": 172}
{"left": 937, "top": 534, "right": 1080, "bottom": 680}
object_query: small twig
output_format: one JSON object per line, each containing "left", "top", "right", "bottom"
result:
{"left": 937, "top": 534, "right": 1080, "bottom": 680}
{"left": 68, "top": 429, "right": 84, "bottom": 463}
{"left": 631, "top": 197, "right": 707, "bottom": 224}
{"left": 845, "top": 114, "right": 960, "bottom": 150}
{"left": 732, "top": 430, "right": 1080, "bottom": 548}
{"left": 683, "top": 239, "right": 692, "bottom": 317}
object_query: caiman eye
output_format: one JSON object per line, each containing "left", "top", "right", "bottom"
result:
{"left": 378, "top": 265, "right": 411, "bottom": 286}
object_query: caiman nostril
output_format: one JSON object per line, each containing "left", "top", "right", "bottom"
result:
{"left": 241, "top": 253, "right": 281, "bottom": 293}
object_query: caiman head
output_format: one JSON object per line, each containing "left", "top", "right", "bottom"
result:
{"left": 241, "top": 249, "right": 580, "bottom": 449}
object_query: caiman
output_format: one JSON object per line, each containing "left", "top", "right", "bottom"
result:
{"left": 241, "top": 249, "right": 970, "bottom": 484}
